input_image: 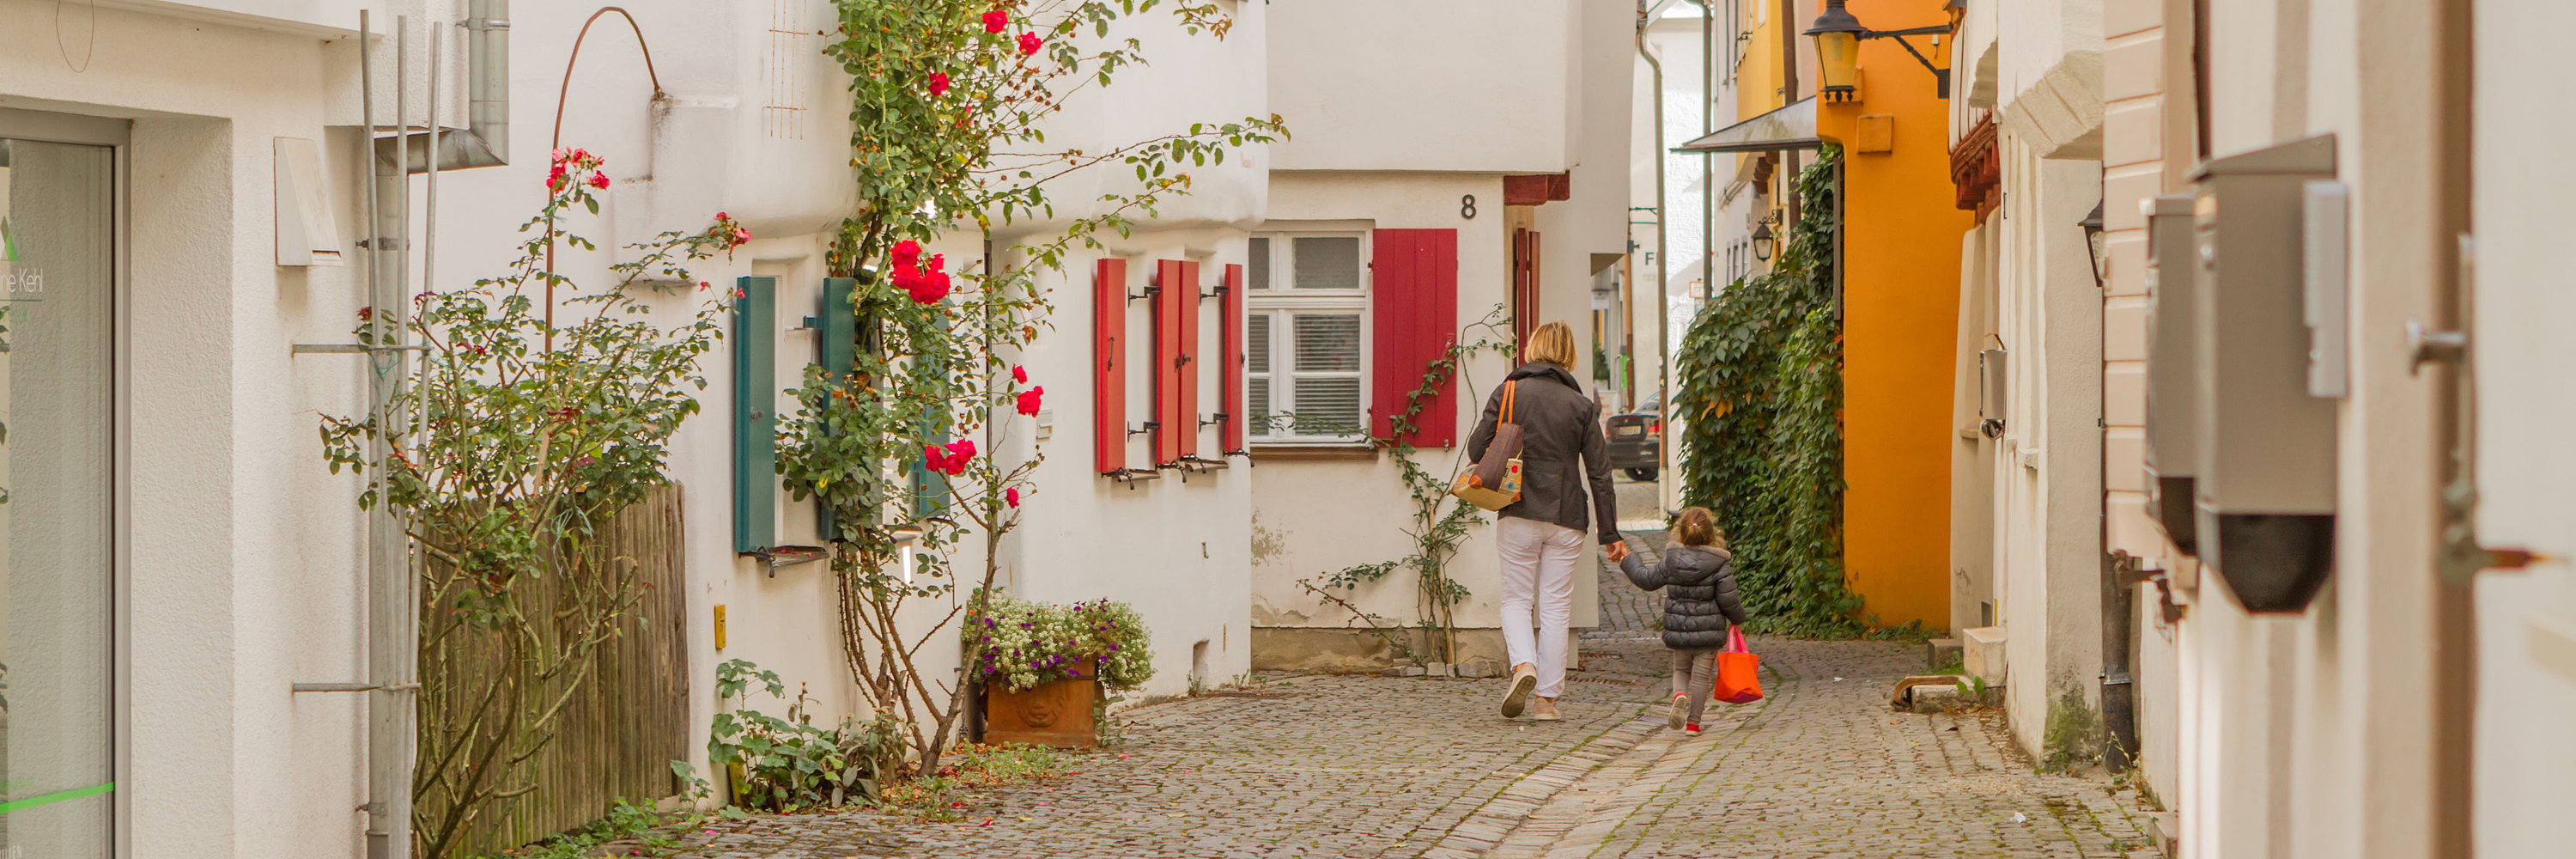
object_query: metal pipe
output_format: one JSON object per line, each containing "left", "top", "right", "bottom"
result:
{"left": 379, "top": 0, "right": 508, "bottom": 172}
{"left": 363, "top": 15, "right": 419, "bottom": 859}
{"left": 1639, "top": 6, "right": 1672, "bottom": 512}
{"left": 1780, "top": 0, "right": 1800, "bottom": 228}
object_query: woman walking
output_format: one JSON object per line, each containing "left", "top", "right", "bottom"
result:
{"left": 1617, "top": 507, "right": 1747, "bottom": 736}
{"left": 1467, "top": 321, "right": 1623, "bottom": 722}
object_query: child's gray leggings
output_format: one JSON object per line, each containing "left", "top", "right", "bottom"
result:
{"left": 1671, "top": 649, "right": 1716, "bottom": 724}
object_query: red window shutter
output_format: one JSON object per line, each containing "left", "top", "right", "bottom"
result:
{"left": 1370, "top": 229, "right": 1461, "bottom": 447}
{"left": 1093, "top": 258, "right": 1127, "bottom": 475}
{"left": 1176, "top": 259, "right": 1202, "bottom": 460}
{"left": 1151, "top": 259, "right": 1188, "bottom": 466}
{"left": 1221, "top": 262, "right": 1246, "bottom": 454}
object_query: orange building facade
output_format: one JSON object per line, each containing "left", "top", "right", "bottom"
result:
{"left": 1814, "top": 0, "right": 1970, "bottom": 630}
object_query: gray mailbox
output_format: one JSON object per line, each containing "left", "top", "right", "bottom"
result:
{"left": 2141, "top": 193, "right": 2198, "bottom": 553}
{"left": 2188, "top": 134, "right": 2339, "bottom": 613}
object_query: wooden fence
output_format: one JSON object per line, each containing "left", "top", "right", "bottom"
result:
{"left": 432, "top": 484, "right": 692, "bottom": 857}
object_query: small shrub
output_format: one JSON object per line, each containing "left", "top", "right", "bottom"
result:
{"left": 689, "top": 659, "right": 906, "bottom": 813}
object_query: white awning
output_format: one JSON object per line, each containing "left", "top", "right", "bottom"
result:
{"left": 1672, "top": 97, "right": 1822, "bottom": 154}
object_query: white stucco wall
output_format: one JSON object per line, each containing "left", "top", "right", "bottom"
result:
{"left": 1266, "top": 0, "right": 1577, "bottom": 174}
{"left": 2470, "top": 3, "right": 2576, "bottom": 856}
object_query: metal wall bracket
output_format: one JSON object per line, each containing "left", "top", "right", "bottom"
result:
{"left": 293, "top": 681, "right": 421, "bottom": 693}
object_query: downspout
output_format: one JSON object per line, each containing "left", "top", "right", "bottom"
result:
{"left": 1779, "top": 0, "right": 1800, "bottom": 227}
{"left": 378, "top": 0, "right": 511, "bottom": 172}
{"left": 1638, "top": 8, "right": 1671, "bottom": 509}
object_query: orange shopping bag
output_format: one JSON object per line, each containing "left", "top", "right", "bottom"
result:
{"left": 1713, "top": 626, "right": 1763, "bottom": 704}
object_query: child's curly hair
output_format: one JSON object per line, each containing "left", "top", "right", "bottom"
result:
{"left": 1673, "top": 506, "right": 1725, "bottom": 549}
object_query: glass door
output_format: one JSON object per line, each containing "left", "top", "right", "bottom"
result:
{"left": 0, "top": 125, "right": 118, "bottom": 859}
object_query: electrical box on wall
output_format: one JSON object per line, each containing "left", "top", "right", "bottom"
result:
{"left": 273, "top": 137, "right": 343, "bottom": 266}
{"left": 2302, "top": 182, "right": 2352, "bottom": 398}
{"left": 2141, "top": 194, "right": 2198, "bottom": 553}
{"left": 2187, "top": 135, "right": 2339, "bottom": 614}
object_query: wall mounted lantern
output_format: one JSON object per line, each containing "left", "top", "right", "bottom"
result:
{"left": 1806, "top": 0, "right": 1953, "bottom": 102}
{"left": 1751, "top": 210, "right": 1782, "bottom": 261}
{"left": 2080, "top": 201, "right": 2109, "bottom": 288}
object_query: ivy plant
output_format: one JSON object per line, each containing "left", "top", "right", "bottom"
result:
{"left": 1672, "top": 146, "right": 1866, "bottom": 637}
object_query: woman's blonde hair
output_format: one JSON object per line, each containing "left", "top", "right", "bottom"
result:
{"left": 1522, "top": 320, "right": 1577, "bottom": 368}
{"left": 1673, "top": 507, "right": 1724, "bottom": 549}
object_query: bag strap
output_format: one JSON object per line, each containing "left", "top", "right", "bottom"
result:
{"left": 1727, "top": 625, "right": 1747, "bottom": 653}
{"left": 1500, "top": 380, "right": 1518, "bottom": 426}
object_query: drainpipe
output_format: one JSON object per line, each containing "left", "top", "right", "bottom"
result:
{"left": 1638, "top": 8, "right": 1671, "bottom": 508}
{"left": 378, "top": 0, "right": 510, "bottom": 172}
{"left": 1778, "top": 0, "right": 1800, "bottom": 228}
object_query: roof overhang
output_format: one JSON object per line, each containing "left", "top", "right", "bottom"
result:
{"left": 1672, "top": 97, "right": 1823, "bottom": 155}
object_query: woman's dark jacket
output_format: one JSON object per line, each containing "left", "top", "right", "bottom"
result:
{"left": 1466, "top": 362, "right": 1619, "bottom": 545}
{"left": 1620, "top": 545, "right": 1748, "bottom": 650}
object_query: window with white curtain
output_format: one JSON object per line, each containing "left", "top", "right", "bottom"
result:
{"left": 1246, "top": 232, "right": 1369, "bottom": 442}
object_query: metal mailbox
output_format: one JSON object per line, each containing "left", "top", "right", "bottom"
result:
{"left": 2186, "top": 134, "right": 2340, "bottom": 613}
{"left": 2141, "top": 193, "right": 2198, "bottom": 553}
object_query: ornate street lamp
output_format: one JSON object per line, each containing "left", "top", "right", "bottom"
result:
{"left": 1751, "top": 219, "right": 1777, "bottom": 262}
{"left": 1805, "top": 0, "right": 1953, "bottom": 102}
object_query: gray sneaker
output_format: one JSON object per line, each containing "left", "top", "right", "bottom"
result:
{"left": 1500, "top": 667, "right": 1538, "bottom": 718}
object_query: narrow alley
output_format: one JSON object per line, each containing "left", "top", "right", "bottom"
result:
{"left": 667, "top": 529, "right": 2156, "bottom": 859}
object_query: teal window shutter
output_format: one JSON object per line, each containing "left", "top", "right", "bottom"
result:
{"left": 816, "top": 276, "right": 858, "bottom": 541}
{"left": 732, "top": 275, "right": 778, "bottom": 554}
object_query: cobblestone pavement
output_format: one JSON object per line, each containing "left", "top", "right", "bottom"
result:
{"left": 665, "top": 526, "right": 2157, "bottom": 859}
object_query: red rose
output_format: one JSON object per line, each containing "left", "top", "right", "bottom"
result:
{"left": 1017, "top": 32, "right": 1041, "bottom": 56}
{"left": 893, "top": 240, "right": 923, "bottom": 265}
{"left": 1005, "top": 487, "right": 1021, "bottom": 508}
{"left": 1012, "top": 365, "right": 1028, "bottom": 384}
{"left": 1016, "top": 386, "right": 1043, "bottom": 417}
{"left": 928, "top": 72, "right": 951, "bottom": 97}
{"left": 981, "top": 9, "right": 1008, "bottom": 33}
{"left": 589, "top": 172, "right": 611, "bottom": 190}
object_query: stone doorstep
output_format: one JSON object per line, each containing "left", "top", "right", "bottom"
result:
{"left": 2147, "top": 812, "right": 2181, "bottom": 858}
{"left": 1926, "top": 637, "right": 1963, "bottom": 668}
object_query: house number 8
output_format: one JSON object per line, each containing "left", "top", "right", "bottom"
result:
{"left": 1460, "top": 194, "right": 1478, "bottom": 220}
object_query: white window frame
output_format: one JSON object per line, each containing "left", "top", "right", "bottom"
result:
{"left": 1247, "top": 229, "right": 1371, "bottom": 445}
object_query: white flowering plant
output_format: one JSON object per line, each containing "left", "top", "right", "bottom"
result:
{"left": 966, "top": 593, "right": 1154, "bottom": 693}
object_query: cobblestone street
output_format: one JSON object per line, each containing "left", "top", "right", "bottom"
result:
{"left": 668, "top": 523, "right": 2158, "bottom": 858}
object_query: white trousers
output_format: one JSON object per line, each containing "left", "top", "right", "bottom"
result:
{"left": 1496, "top": 515, "right": 1583, "bottom": 698}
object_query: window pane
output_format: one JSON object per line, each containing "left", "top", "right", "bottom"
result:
{"left": 1291, "top": 314, "right": 1361, "bottom": 372}
{"left": 1291, "top": 377, "right": 1362, "bottom": 436}
{"left": 1249, "top": 378, "right": 1271, "bottom": 436}
{"left": 1248, "top": 237, "right": 1270, "bottom": 290}
{"left": 1291, "top": 236, "right": 1360, "bottom": 290}
{"left": 1247, "top": 314, "right": 1270, "bottom": 374}
{"left": 0, "top": 137, "right": 117, "bottom": 859}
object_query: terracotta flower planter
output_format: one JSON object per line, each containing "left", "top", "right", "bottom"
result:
{"left": 981, "top": 660, "right": 1103, "bottom": 748}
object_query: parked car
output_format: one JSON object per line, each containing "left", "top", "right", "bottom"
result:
{"left": 1606, "top": 398, "right": 1660, "bottom": 481}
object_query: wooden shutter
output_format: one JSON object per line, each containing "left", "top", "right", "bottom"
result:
{"left": 1093, "top": 259, "right": 1127, "bottom": 475}
{"left": 1151, "top": 259, "right": 1199, "bottom": 465}
{"left": 732, "top": 276, "right": 777, "bottom": 553}
{"left": 1221, "top": 262, "right": 1246, "bottom": 454}
{"left": 1370, "top": 229, "right": 1460, "bottom": 447}
{"left": 1511, "top": 228, "right": 1542, "bottom": 347}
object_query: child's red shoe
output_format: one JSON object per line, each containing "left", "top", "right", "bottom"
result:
{"left": 1683, "top": 722, "right": 1703, "bottom": 736}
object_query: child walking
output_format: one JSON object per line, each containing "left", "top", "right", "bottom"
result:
{"left": 1618, "top": 507, "right": 1747, "bottom": 736}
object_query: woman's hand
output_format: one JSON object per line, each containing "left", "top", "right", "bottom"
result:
{"left": 1606, "top": 540, "right": 1630, "bottom": 564}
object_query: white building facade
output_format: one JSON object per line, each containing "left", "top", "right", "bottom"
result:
{"left": 0, "top": 1, "right": 1628, "bottom": 856}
